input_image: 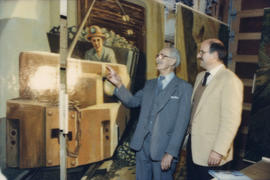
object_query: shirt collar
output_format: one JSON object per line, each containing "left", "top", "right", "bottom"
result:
{"left": 93, "top": 47, "right": 105, "bottom": 58}
{"left": 208, "top": 64, "right": 224, "bottom": 77}
{"left": 159, "top": 72, "right": 175, "bottom": 88}
{"left": 202, "top": 64, "right": 224, "bottom": 85}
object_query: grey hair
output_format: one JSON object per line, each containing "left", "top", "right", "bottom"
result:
{"left": 165, "top": 47, "right": 181, "bottom": 67}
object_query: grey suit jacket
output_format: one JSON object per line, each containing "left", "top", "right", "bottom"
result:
{"left": 115, "top": 76, "right": 192, "bottom": 161}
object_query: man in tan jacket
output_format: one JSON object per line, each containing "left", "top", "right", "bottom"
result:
{"left": 186, "top": 38, "right": 243, "bottom": 180}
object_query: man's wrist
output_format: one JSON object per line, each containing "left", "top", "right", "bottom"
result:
{"left": 165, "top": 152, "right": 174, "bottom": 159}
{"left": 211, "top": 150, "right": 223, "bottom": 158}
{"left": 116, "top": 82, "right": 122, "bottom": 88}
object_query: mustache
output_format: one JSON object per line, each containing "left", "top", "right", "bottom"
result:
{"left": 156, "top": 60, "right": 164, "bottom": 64}
{"left": 198, "top": 58, "right": 203, "bottom": 61}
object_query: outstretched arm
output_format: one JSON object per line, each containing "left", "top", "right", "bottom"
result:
{"left": 106, "top": 65, "right": 143, "bottom": 108}
{"left": 106, "top": 65, "right": 122, "bottom": 88}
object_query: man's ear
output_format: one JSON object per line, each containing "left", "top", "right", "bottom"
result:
{"left": 213, "top": 51, "right": 219, "bottom": 60}
{"left": 169, "top": 58, "right": 176, "bottom": 66}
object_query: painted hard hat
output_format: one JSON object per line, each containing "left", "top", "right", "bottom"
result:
{"left": 87, "top": 25, "right": 105, "bottom": 40}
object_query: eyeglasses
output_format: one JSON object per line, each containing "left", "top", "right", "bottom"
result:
{"left": 156, "top": 53, "right": 174, "bottom": 59}
{"left": 198, "top": 50, "right": 209, "bottom": 55}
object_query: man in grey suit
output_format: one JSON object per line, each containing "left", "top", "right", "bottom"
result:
{"left": 106, "top": 47, "right": 192, "bottom": 180}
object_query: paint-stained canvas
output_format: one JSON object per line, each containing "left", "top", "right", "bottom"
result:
{"left": 175, "top": 3, "right": 229, "bottom": 84}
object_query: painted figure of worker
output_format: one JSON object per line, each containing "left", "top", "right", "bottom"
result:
{"left": 85, "top": 25, "right": 117, "bottom": 63}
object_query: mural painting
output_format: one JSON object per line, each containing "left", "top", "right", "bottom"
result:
{"left": 6, "top": 0, "right": 146, "bottom": 170}
{"left": 3, "top": 1, "right": 232, "bottom": 179}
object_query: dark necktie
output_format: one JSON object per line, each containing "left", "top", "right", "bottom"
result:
{"left": 157, "top": 76, "right": 165, "bottom": 94}
{"left": 202, "top": 72, "right": 210, "bottom": 86}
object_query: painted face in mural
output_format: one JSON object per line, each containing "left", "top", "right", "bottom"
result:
{"left": 197, "top": 41, "right": 216, "bottom": 70}
{"left": 91, "top": 36, "right": 104, "bottom": 52}
{"left": 156, "top": 48, "right": 176, "bottom": 71}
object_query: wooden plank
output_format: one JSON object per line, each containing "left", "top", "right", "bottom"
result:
{"left": 89, "top": 14, "right": 142, "bottom": 32}
{"left": 119, "top": 0, "right": 145, "bottom": 12}
{"left": 85, "top": 23, "right": 142, "bottom": 41}
{"left": 232, "top": 0, "right": 242, "bottom": 12}
{"left": 238, "top": 33, "right": 261, "bottom": 40}
{"left": 77, "top": 0, "right": 81, "bottom": 28}
{"left": 239, "top": 9, "right": 264, "bottom": 18}
{"left": 233, "top": 55, "right": 258, "bottom": 63}
{"left": 89, "top": 0, "right": 145, "bottom": 14}
{"left": 90, "top": 7, "right": 144, "bottom": 25}
{"left": 229, "top": 0, "right": 241, "bottom": 56}
{"left": 241, "top": 0, "right": 270, "bottom": 10}
{"left": 218, "top": 0, "right": 230, "bottom": 23}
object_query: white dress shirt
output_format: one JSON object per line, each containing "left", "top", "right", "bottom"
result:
{"left": 203, "top": 64, "right": 224, "bottom": 85}
{"left": 159, "top": 72, "right": 175, "bottom": 89}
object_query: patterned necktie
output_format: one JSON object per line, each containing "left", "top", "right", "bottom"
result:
{"left": 202, "top": 72, "right": 210, "bottom": 86}
{"left": 157, "top": 76, "right": 165, "bottom": 94}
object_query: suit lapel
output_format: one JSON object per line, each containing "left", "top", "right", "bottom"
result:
{"left": 144, "top": 79, "right": 158, "bottom": 108}
{"left": 152, "top": 76, "right": 179, "bottom": 114}
{"left": 191, "top": 73, "right": 204, "bottom": 101}
{"left": 193, "top": 67, "right": 226, "bottom": 119}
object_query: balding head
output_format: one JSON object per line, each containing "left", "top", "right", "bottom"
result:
{"left": 202, "top": 38, "right": 227, "bottom": 65}
{"left": 204, "top": 38, "right": 224, "bottom": 46}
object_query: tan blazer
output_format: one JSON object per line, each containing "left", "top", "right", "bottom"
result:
{"left": 190, "top": 66, "right": 243, "bottom": 166}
